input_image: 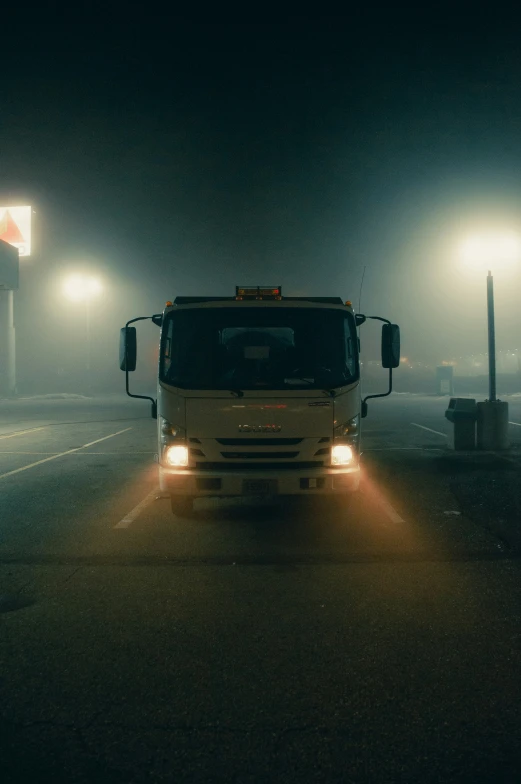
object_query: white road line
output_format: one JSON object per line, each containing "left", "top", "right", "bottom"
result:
{"left": 509, "top": 421, "right": 521, "bottom": 427}
{"left": 361, "top": 471, "right": 406, "bottom": 524}
{"left": 377, "top": 497, "right": 405, "bottom": 524}
{"left": 0, "top": 450, "right": 154, "bottom": 455}
{"left": 0, "top": 451, "right": 61, "bottom": 455}
{"left": 68, "top": 451, "right": 155, "bottom": 455}
{"left": 0, "top": 426, "right": 48, "bottom": 440}
{"left": 367, "top": 482, "right": 405, "bottom": 523}
{"left": 0, "top": 428, "right": 132, "bottom": 480}
{"left": 74, "top": 450, "right": 155, "bottom": 454}
{"left": 114, "top": 487, "right": 160, "bottom": 529}
{"left": 411, "top": 422, "right": 447, "bottom": 437}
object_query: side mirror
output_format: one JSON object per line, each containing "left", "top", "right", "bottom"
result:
{"left": 381, "top": 324, "right": 400, "bottom": 369}
{"left": 119, "top": 327, "right": 137, "bottom": 371}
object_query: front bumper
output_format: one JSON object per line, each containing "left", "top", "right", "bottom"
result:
{"left": 159, "top": 464, "right": 360, "bottom": 496}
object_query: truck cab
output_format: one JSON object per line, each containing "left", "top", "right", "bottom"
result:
{"left": 120, "top": 286, "right": 400, "bottom": 516}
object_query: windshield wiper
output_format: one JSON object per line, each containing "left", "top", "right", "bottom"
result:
{"left": 284, "top": 377, "right": 337, "bottom": 397}
{"left": 230, "top": 389, "right": 244, "bottom": 398}
{"left": 284, "top": 376, "right": 315, "bottom": 386}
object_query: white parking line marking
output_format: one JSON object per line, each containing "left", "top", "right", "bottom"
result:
{"left": 114, "top": 488, "right": 160, "bottom": 528}
{"left": 366, "top": 482, "right": 405, "bottom": 523}
{"left": 411, "top": 422, "right": 447, "bottom": 437}
{"left": 0, "top": 426, "right": 48, "bottom": 440}
{"left": 509, "top": 421, "right": 521, "bottom": 427}
{"left": 380, "top": 501, "right": 405, "bottom": 523}
{"left": 361, "top": 471, "right": 406, "bottom": 524}
{"left": 71, "top": 451, "right": 155, "bottom": 455}
{"left": 378, "top": 497, "right": 405, "bottom": 524}
{"left": 0, "top": 451, "right": 155, "bottom": 455}
{"left": 0, "top": 428, "right": 132, "bottom": 480}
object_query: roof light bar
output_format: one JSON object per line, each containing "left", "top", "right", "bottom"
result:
{"left": 235, "top": 286, "right": 282, "bottom": 300}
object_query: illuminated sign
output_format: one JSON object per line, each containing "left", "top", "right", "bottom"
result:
{"left": 0, "top": 206, "right": 32, "bottom": 257}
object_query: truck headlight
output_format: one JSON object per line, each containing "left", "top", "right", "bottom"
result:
{"left": 164, "top": 444, "right": 189, "bottom": 467}
{"left": 331, "top": 444, "right": 355, "bottom": 466}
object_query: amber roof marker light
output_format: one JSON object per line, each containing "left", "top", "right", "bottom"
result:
{"left": 235, "top": 286, "right": 282, "bottom": 301}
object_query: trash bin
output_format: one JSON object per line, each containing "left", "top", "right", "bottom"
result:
{"left": 445, "top": 397, "right": 477, "bottom": 450}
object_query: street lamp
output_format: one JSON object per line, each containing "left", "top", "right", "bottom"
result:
{"left": 62, "top": 274, "right": 103, "bottom": 378}
{"left": 63, "top": 275, "right": 102, "bottom": 303}
{"left": 458, "top": 232, "right": 520, "bottom": 401}
{"left": 458, "top": 231, "right": 520, "bottom": 448}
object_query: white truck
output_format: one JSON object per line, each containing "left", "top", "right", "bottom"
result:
{"left": 120, "top": 286, "right": 400, "bottom": 516}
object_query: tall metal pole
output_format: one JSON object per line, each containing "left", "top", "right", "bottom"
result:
{"left": 487, "top": 270, "right": 496, "bottom": 402}
{"left": 85, "top": 296, "right": 91, "bottom": 375}
{"left": 0, "top": 290, "right": 16, "bottom": 397}
{"left": 7, "top": 290, "right": 16, "bottom": 396}
{"left": 84, "top": 296, "right": 92, "bottom": 394}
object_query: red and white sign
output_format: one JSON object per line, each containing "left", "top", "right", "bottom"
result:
{"left": 0, "top": 206, "right": 32, "bottom": 257}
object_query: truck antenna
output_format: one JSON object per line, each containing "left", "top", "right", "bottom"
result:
{"left": 358, "top": 265, "right": 367, "bottom": 313}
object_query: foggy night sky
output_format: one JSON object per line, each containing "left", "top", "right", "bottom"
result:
{"left": 3, "top": 12, "right": 521, "bottom": 391}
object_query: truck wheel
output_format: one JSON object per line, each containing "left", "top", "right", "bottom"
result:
{"left": 170, "top": 495, "right": 193, "bottom": 517}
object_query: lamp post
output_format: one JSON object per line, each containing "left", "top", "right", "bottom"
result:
{"left": 62, "top": 275, "right": 102, "bottom": 387}
{"left": 459, "top": 232, "right": 520, "bottom": 449}
{"left": 486, "top": 270, "right": 496, "bottom": 402}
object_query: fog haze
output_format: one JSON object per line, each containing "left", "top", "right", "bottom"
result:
{"left": 2, "top": 17, "right": 521, "bottom": 396}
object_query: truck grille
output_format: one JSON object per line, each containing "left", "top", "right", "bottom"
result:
{"left": 220, "top": 451, "right": 299, "bottom": 459}
{"left": 215, "top": 438, "right": 303, "bottom": 446}
{"left": 195, "top": 461, "right": 324, "bottom": 471}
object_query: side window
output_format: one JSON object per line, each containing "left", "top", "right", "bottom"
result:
{"left": 163, "top": 319, "right": 174, "bottom": 374}
{"left": 344, "top": 318, "right": 356, "bottom": 376}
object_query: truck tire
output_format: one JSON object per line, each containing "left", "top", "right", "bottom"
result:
{"left": 170, "top": 495, "right": 193, "bottom": 518}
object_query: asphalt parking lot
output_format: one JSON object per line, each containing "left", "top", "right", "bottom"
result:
{"left": 1, "top": 393, "right": 520, "bottom": 782}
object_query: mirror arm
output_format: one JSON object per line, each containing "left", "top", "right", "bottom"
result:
{"left": 364, "top": 316, "right": 391, "bottom": 326}
{"left": 124, "top": 316, "right": 157, "bottom": 417}
{"left": 360, "top": 316, "right": 393, "bottom": 417}
{"left": 362, "top": 367, "right": 393, "bottom": 417}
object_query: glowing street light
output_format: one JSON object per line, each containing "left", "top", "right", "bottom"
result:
{"left": 459, "top": 232, "right": 521, "bottom": 273}
{"left": 62, "top": 274, "right": 103, "bottom": 379}
{"left": 62, "top": 274, "right": 102, "bottom": 302}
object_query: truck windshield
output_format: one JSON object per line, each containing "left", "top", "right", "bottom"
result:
{"left": 160, "top": 307, "right": 359, "bottom": 391}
